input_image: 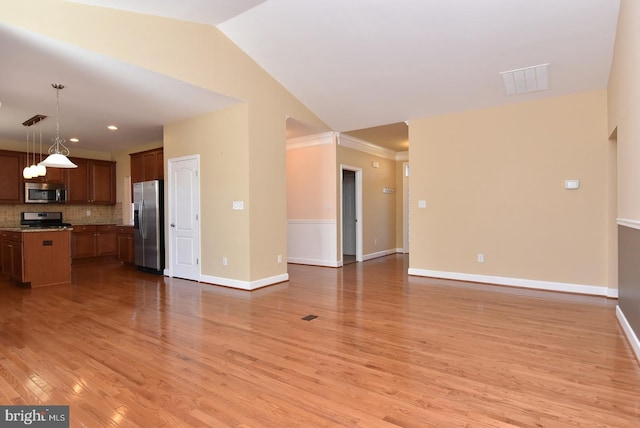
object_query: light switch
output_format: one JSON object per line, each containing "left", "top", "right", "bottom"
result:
{"left": 418, "top": 200, "right": 427, "bottom": 208}
{"left": 565, "top": 180, "right": 580, "bottom": 190}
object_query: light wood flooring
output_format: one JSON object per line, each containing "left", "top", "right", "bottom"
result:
{"left": 0, "top": 255, "right": 639, "bottom": 427}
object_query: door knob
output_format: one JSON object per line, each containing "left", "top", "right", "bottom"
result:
{"left": 170, "top": 223, "right": 175, "bottom": 227}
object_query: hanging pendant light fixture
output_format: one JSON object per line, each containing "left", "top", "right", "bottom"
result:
{"left": 22, "top": 127, "right": 33, "bottom": 179}
{"left": 28, "top": 128, "right": 40, "bottom": 177}
{"left": 40, "top": 83, "right": 77, "bottom": 169}
{"left": 21, "top": 114, "right": 48, "bottom": 178}
{"left": 35, "top": 123, "right": 47, "bottom": 177}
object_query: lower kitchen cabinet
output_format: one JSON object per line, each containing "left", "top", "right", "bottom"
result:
{"left": 1, "top": 231, "right": 23, "bottom": 281}
{"left": 117, "top": 226, "right": 135, "bottom": 264}
{"left": 71, "top": 224, "right": 118, "bottom": 261}
{"left": 1, "top": 229, "right": 71, "bottom": 287}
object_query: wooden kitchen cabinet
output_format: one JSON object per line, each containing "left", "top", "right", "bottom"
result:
{"left": 117, "top": 226, "right": 135, "bottom": 264}
{"left": 43, "top": 166, "right": 67, "bottom": 184}
{"left": 0, "top": 150, "right": 24, "bottom": 204}
{"left": 97, "top": 225, "right": 117, "bottom": 256}
{"left": 71, "top": 224, "right": 117, "bottom": 261}
{"left": 130, "top": 148, "right": 163, "bottom": 184}
{"left": 67, "top": 158, "right": 116, "bottom": 204}
{"left": 0, "top": 229, "right": 70, "bottom": 287}
{"left": 1, "top": 231, "right": 23, "bottom": 281}
{"left": 24, "top": 164, "right": 67, "bottom": 184}
{"left": 71, "top": 225, "right": 97, "bottom": 259}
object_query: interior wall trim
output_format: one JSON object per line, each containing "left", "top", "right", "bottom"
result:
{"left": 618, "top": 218, "right": 640, "bottom": 230}
{"left": 408, "top": 268, "right": 618, "bottom": 298}
{"left": 616, "top": 305, "right": 640, "bottom": 363}
{"left": 286, "top": 132, "right": 335, "bottom": 150}
{"left": 287, "top": 219, "right": 338, "bottom": 267}
{"left": 199, "top": 273, "right": 289, "bottom": 291}
{"left": 287, "top": 258, "right": 341, "bottom": 268}
{"left": 363, "top": 248, "right": 398, "bottom": 261}
{"left": 338, "top": 133, "right": 398, "bottom": 160}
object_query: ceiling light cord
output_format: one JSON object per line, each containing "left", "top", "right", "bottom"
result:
{"left": 50, "top": 83, "right": 71, "bottom": 157}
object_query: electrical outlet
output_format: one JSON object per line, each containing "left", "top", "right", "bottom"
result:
{"left": 222, "top": 257, "right": 228, "bottom": 266}
{"left": 277, "top": 254, "right": 283, "bottom": 264}
{"left": 477, "top": 254, "right": 484, "bottom": 263}
{"left": 86, "top": 210, "right": 91, "bottom": 216}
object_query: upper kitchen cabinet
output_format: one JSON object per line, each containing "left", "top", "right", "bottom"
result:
{"left": 0, "top": 150, "right": 24, "bottom": 204}
{"left": 130, "top": 148, "right": 163, "bottom": 183}
{"left": 67, "top": 158, "right": 116, "bottom": 204}
{"left": 24, "top": 165, "right": 67, "bottom": 184}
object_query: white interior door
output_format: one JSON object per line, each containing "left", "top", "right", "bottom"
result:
{"left": 168, "top": 155, "right": 200, "bottom": 281}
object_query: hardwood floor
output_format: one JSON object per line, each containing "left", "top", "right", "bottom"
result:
{"left": 0, "top": 255, "right": 639, "bottom": 427}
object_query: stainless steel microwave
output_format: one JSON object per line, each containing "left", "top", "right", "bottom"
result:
{"left": 24, "top": 182, "right": 67, "bottom": 204}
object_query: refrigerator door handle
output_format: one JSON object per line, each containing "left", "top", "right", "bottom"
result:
{"left": 140, "top": 200, "right": 146, "bottom": 239}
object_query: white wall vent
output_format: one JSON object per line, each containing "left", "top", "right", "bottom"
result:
{"left": 500, "top": 63, "right": 549, "bottom": 96}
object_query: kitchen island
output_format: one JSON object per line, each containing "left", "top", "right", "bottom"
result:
{"left": 0, "top": 228, "right": 72, "bottom": 288}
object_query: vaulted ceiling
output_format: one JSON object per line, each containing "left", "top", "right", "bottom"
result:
{"left": 0, "top": 0, "right": 620, "bottom": 152}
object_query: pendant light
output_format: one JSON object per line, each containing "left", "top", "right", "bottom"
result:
{"left": 35, "top": 123, "right": 47, "bottom": 176}
{"left": 28, "top": 128, "right": 39, "bottom": 176}
{"left": 22, "top": 128, "right": 33, "bottom": 179}
{"left": 21, "top": 114, "right": 47, "bottom": 178}
{"left": 40, "top": 83, "right": 77, "bottom": 169}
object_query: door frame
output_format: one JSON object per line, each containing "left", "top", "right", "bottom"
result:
{"left": 167, "top": 154, "right": 201, "bottom": 279}
{"left": 340, "top": 164, "right": 363, "bottom": 264}
{"left": 403, "top": 161, "right": 410, "bottom": 253}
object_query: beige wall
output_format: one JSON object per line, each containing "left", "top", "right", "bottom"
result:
{"left": 608, "top": 0, "right": 640, "bottom": 220}
{"left": 287, "top": 142, "right": 337, "bottom": 221}
{"left": 337, "top": 144, "right": 397, "bottom": 257}
{"left": 1, "top": 0, "right": 327, "bottom": 283}
{"left": 409, "top": 90, "right": 610, "bottom": 287}
{"left": 165, "top": 105, "right": 250, "bottom": 281}
{"left": 608, "top": 0, "right": 640, "bottom": 343}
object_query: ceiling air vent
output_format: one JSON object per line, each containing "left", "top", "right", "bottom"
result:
{"left": 500, "top": 63, "right": 549, "bottom": 96}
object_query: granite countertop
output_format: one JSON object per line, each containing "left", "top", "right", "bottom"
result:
{"left": 0, "top": 221, "right": 133, "bottom": 229}
{"left": 0, "top": 227, "right": 73, "bottom": 233}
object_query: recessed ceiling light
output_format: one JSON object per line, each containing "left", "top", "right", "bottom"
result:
{"left": 107, "top": 125, "right": 118, "bottom": 131}
{"left": 500, "top": 63, "right": 549, "bottom": 96}
{"left": 70, "top": 138, "right": 79, "bottom": 143}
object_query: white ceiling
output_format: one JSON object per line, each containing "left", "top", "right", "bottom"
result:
{"left": 0, "top": 0, "right": 620, "bottom": 153}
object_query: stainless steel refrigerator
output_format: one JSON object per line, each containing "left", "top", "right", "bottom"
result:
{"left": 133, "top": 180, "right": 164, "bottom": 273}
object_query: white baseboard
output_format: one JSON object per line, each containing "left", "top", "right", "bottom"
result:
{"left": 287, "top": 257, "right": 341, "bottom": 267}
{"left": 408, "top": 268, "right": 617, "bottom": 297}
{"left": 616, "top": 305, "right": 640, "bottom": 364}
{"left": 199, "top": 273, "right": 289, "bottom": 290}
{"left": 363, "top": 248, "right": 398, "bottom": 261}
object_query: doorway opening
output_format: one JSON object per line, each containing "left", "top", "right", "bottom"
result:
{"left": 341, "top": 165, "right": 363, "bottom": 265}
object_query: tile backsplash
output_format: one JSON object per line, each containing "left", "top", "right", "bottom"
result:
{"left": 0, "top": 203, "right": 123, "bottom": 227}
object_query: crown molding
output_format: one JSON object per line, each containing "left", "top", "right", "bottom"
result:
{"left": 288, "top": 132, "right": 409, "bottom": 161}
{"left": 618, "top": 218, "right": 640, "bottom": 230}
{"left": 337, "top": 133, "right": 398, "bottom": 160}
{"left": 286, "top": 132, "right": 335, "bottom": 150}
